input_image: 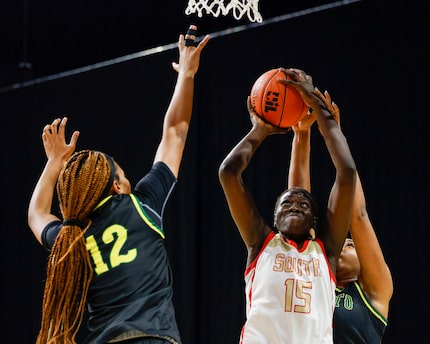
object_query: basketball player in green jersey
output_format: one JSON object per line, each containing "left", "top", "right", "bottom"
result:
{"left": 28, "top": 26, "right": 210, "bottom": 344}
{"left": 287, "top": 89, "right": 393, "bottom": 343}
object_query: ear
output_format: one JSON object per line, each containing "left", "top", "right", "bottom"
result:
{"left": 111, "top": 180, "right": 121, "bottom": 194}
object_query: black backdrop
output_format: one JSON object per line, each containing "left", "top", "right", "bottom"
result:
{"left": 0, "top": 1, "right": 425, "bottom": 343}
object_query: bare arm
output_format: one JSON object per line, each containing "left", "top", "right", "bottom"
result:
{"left": 27, "top": 117, "right": 79, "bottom": 244}
{"left": 279, "top": 69, "right": 357, "bottom": 270}
{"left": 288, "top": 89, "right": 338, "bottom": 191}
{"left": 320, "top": 93, "right": 392, "bottom": 316}
{"left": 288, "top": 112, "right": 316, "bottom": 191}
{"left": 219, "top": 98, "right": 287, "bottom": 265}
{"left": 154, "top": 26, "right": 210, "bottom": 178}
{"left": 321, "top": 94, "right": 392, "bottom": 316}
{"left": 352, "top": 173, "right": 393, "bottom": 318}
{"left": 288, "top": 86, "right": 392, "bottom": 316}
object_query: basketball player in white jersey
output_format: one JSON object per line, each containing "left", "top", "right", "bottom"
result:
{"left": 218, "top": 68, "right": 357, "bottom": 344}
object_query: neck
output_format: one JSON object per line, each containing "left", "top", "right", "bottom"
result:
{"left": 280, "top": 233, "right": 311, "bottom": 248}
{"left": 337, "top": 278, "right": 357, "bottom": 288}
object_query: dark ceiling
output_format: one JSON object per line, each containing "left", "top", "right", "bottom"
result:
{"left": 1, "top": 0, "right": 341, "bottom": 89}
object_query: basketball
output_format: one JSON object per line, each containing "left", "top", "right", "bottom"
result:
{"left": 250, "top": 68, "right": 309, "bottom": 128}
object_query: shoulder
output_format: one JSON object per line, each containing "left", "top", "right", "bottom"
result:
{"left": 135, "top": 162, "right": 176, "bottom": 195}
{"left": 41, "top": 220, "right": 63, "bottom": 250}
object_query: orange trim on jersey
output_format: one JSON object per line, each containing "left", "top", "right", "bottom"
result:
{"left": 244, "top": 233, "right": 336, "bottom": 285}
{"left": 313, "top": 237, "right": 336, "bottom": 284}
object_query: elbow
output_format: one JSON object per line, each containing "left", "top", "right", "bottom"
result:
{"left": 341, "top": 160, "right": 357, "bottom": 182}
{"left": 337, "top": 163, "right": 357, "bottom": 190}
{"left": 27, "top": 211, "right": 42, "bottom": 245}
{"left": 346, "top": 163, "right": 358, "bottom": 180}
{"left": 27, "top": 206, "right": 35, "bottom": 229}
{"left": 27, "top": 210, "right": 41, "bottom": 238}
{"left": 218, "top": 159, "right": 233, "bottom": 184}
{"left": 218, "top": 156, "right": 242, "bottom": 184}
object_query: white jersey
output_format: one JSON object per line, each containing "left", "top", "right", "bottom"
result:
{"left": 240, "top": 232, "right": 336, "bottom": 344}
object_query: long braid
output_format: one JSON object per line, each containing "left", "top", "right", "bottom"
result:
{"left": 37, "top": 150, "right": 114, "bottom": 344}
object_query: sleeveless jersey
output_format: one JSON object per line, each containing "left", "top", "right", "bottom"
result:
{"left": 240, "top": 231, "right": 336, "bottom": 344}
{"left": 41, "top": 162, "right": 181, "bottom": 344}
{"left": 334, "top": 281, "right": 387, "bottom": 344}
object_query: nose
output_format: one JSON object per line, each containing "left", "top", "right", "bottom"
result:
{"left": 287, "top": 202, "right": 300, "bottom": 211}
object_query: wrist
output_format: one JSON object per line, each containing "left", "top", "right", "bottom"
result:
{"left": 178, "top": 69, "right": 196, "bottom": 80}
{"left": 45, "top": 158, "right": 66, "bottom": 172}
{"left": 293, "top": 127, "right": 311, "bottom": 136}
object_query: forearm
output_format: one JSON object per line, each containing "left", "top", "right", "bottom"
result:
{"left": 314, "top": 104, "right": 356, "bottom": 256}
{"left": 164, "top": 71, "right": 195, "bottom": 132}
{"left": 288, "top": 129, "right": 311, "bottom": 190}
{"left": 220, "top": 126, "right": 268, "bottom": 178}
{"left": 154, "top": 72, "right": 195, "bottom": 176}
{"left": 314, "top": 106, "right": 356, "bottom": 176}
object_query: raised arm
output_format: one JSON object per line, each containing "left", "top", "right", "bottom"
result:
{"left": 27, "top": 117, "right": 79, "bottom": 244}
{"left": 318, "top": 92, "right": 393, "bottom": 316}
{"left": 288, "top": 89, "right": 337, "bottom": 191}
{"left": 279, "top": 69, "right": 357, "bottom": 269}
{"left": 352, "top": 173, "right": 393, "bottom": 318}
{"left": 287, "top": 112, "right": 316, "bottom": 191}
{"left": 154, "top": 25, "right": 210, "bottom": 178}
{"left": 219, "top": 98, "right": 287, "bottom": 265}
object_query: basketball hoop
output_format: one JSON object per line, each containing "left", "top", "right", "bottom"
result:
{"left": 185, "top": 0, "right": 263, "bottom": 22}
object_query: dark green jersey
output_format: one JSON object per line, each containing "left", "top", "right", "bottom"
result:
{"left": 42, "top": 162, "right": 181, "bottom": 344}
{"left": 334, "top": 281, "right": 387, "bottom": 344}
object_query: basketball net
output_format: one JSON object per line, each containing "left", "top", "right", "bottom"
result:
{"left": 185, "top": 0, "right": 263, "bottom": 22}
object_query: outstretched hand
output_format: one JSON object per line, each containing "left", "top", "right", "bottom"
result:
{"left": 292, "top": 111, "right": 316, "bottom": 133}
{"left": 42, "top": 117, "right": 79, "bottom": 163}
{"left": 172, "top": 25, "right": 210, "bottom": 76}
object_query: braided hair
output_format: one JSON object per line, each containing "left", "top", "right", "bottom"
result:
{"left": 37, "top": 150, "right": 116, "bottom": 344}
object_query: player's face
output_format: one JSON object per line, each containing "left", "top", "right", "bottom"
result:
{"left": 336, "top": 238, "right": 360, "bottom": 277}
{"left": 274, "top": 190, "right": 315, "bottom": 238}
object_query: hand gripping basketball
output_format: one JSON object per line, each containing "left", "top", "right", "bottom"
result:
{"left": 249, "top": 68, "right": 309, "bottom": 128}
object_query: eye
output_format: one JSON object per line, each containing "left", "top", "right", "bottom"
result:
{"left": 281, "top": 200, "right": 292, "bottom": 207}
{"left": 300, "top": 202, "right": 310, "bottom": 209}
